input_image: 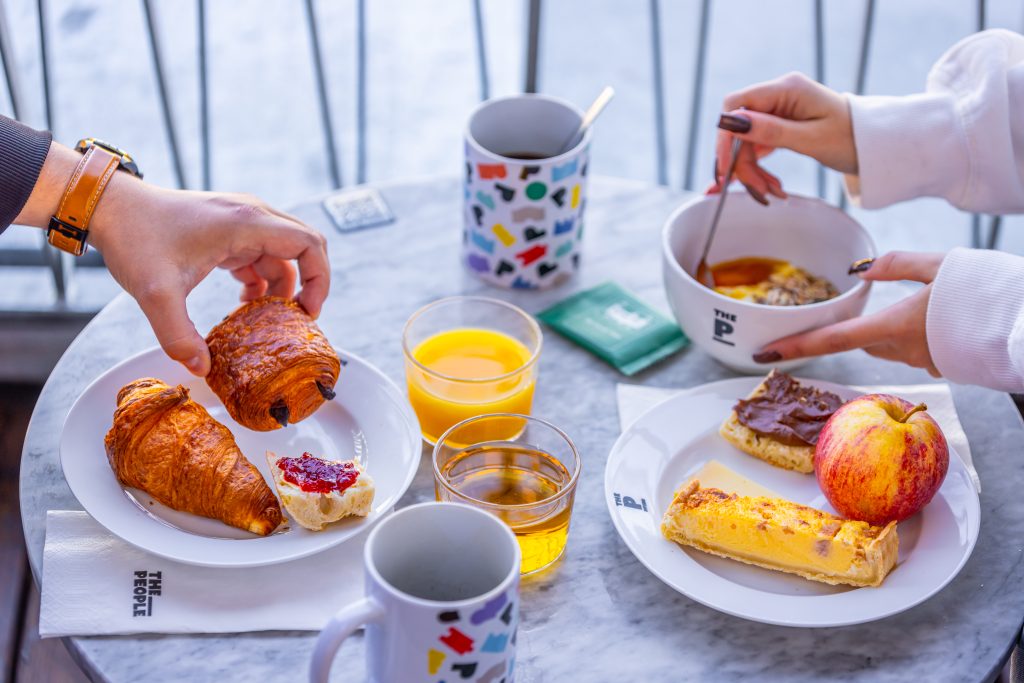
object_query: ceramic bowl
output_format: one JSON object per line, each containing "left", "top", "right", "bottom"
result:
{"left": 661, "top": 192, "right": 876, "bottom": 374}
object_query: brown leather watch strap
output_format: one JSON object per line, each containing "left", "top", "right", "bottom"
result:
{"left": 47, "top": 146, "right": 121, "bottom": 256}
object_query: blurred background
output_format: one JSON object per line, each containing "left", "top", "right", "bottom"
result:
{"left": 2, "top": 0, "right": 1024, "bottom": 381}
{"left": 2, "top": 3, "right": 1024, "bottom": 680}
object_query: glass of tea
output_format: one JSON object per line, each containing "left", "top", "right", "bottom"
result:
{"left": 433, "top": 413, "right": 581, "bottom": 574}
{"left": 403, "top": 296, "right": 542, "bottom": 444}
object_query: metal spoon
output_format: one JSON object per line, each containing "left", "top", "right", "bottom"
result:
{"left": 557, "top": 86, "right": 615, "bottom": 154}
{"left": 695, "top": 136, "right": 743, "bottom": 288}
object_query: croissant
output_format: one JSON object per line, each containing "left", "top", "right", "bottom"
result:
{"left": 205, "top": 296, "right": 340, "bottom": 432}
{"left": 104, "top": 378, "right": 283, "bottom": 536}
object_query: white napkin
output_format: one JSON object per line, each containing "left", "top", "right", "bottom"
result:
{"left": 40, "top": 510, "right": 365, "bottom": 637}
{"left": 616, "top": 382, "right": 980, "bottom": 493}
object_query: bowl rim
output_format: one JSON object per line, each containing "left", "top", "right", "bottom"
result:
{"left": 661, "top": 191, "right": 877, "bottom": 313}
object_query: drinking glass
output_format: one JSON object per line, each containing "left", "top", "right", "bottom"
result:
{"left": 433, "top": 413, "right": 581, "bottom": 574}
{"left": 403, "top": 296, "right": 542, "bottom": 444}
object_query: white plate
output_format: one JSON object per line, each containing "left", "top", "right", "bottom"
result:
{"left": 605, "top": 376, "right": 980, "bottom": 627}
{"left": 61, "top": 346, "right": 421, "bottom": 568}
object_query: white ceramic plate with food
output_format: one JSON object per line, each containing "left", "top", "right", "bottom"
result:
{"left": 61, "top": 346, "right": 421, "bottom": 568}
{"left": 605, "top": 376, "right": 980, "bottom": 627}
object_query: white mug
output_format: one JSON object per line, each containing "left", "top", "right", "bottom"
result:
{"left": 310, "top": 502, "right": 521, "bottom": 683}
{"left": 463, "top": 94, "right": 591, "bottom": 290}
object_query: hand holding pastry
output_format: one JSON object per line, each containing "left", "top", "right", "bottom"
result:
{"left": 12, "top": 142, "right": 331, "bottom": 378}
{"left": 752, "top": 251, "right": 945, "bottom": 376}
{"left": 87, "top": 175, "right": 329, "bottom": 377}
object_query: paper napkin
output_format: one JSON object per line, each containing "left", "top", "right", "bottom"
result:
{"left": 40, "top": 510, "right": 366, "bottom": 637}
{"left": 616, "top": 382, "right": 980, "bottom": 493}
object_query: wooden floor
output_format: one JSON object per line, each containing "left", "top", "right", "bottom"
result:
{"left": 0, "top": 384, "right": 88, "bottom": 683}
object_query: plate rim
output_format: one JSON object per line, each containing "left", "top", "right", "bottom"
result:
{"left": 604, "top": 376, "right": 981, "bottom": 627}
{"left": 59, "top": 345, "right": 421, "bottom": 568}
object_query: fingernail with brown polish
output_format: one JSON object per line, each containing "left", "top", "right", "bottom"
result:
{"left": 743, "top": 183, "right": 769, "bottom": 206}
{"left": 752, "top": 350, "right": 782, "bottom": 364}
{"left": 718, "top": 113, "right": 752, "bottom": 134}
{"left": 848, "top": 257, "right": 875, "bottom": 275}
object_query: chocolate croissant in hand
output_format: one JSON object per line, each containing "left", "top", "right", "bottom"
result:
{"left": 206, "top": 296, "right": 340, "bottom": 431}
{"left": 105, "top": 378, "right": 283, "bottom": 536}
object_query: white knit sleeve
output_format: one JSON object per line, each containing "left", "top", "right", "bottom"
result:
{"left": 926, "top": 247, "right": 1024, "bottom": 391}
{"left": 844, "top": 29, "right": 1024, "bottom": 213}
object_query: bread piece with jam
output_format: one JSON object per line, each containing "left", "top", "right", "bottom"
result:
{"left": 266, "top": 451, "right": 375, "bottom": 531}
{"left": 719, "top": 369, "right": 843, "bottom": 473}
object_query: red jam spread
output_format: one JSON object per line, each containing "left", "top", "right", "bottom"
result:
{"left": 277, "top": 452, "right": 359, "bottom": 494}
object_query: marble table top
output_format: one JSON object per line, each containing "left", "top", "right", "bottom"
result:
{"left": 21, "top": 177, "right": 1024, "bottom": 682}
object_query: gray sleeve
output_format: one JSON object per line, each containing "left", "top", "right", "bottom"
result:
{"left": 0, "top": 115, "right": 52, "bottom": 232}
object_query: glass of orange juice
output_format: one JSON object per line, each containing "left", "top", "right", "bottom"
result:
{"left": 402, "top": 296, "right": 542, "bottom": 445}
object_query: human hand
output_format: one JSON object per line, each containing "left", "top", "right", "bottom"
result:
{"left": 751, "top": 251, "right": 945, "bottom": 376}
{"left": 89, "top": 178, "right": 330, "bottom": 377}
{"left": 713, "top": 72, "right": 857, "bottom": 201}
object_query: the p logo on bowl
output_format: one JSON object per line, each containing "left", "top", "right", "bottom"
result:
{"left": 712, "top": 308, "right": 738, "bottom": 347}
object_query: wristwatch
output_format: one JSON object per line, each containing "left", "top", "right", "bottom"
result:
{"left": 46, "top": 138, "right": 143, "bottom": 256}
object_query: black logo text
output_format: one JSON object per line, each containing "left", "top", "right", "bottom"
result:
{"left": 713, "top": 309, "right": 736, "bottom": 346}
{"left": 132, "top": 570, "right": 162, "bottom": 617}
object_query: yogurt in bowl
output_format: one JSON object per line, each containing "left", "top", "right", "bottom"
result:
{"left": 661, "top": 192, "right": 876, "bottom": 374}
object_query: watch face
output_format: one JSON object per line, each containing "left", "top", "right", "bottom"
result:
{"left": 79, "top": 137, "right": 122, "bottom": 156}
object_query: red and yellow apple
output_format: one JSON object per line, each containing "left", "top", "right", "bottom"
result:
{"left": 815, "top": 394, "right": 948, "bottom": 525}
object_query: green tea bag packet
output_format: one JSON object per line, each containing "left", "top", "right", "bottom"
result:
{"left": 537, "top": 282, "right": 689, "bottom": 375}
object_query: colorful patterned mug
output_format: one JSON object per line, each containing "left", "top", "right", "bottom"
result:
{"left": 310, "top": 502, "right": 520, "bottom": 683}
{"left": 464, "top": 94, "right": 591, "bottom": 290}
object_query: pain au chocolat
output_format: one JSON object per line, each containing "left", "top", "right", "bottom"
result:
{"left": 206, "top": 296, "right": 340, "bottom": 432}
{"left": 661, "top": 481, "right": 898, "bottom": 587}
{"left": 719, "top": 370, "right": 843, "bottom": 473}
